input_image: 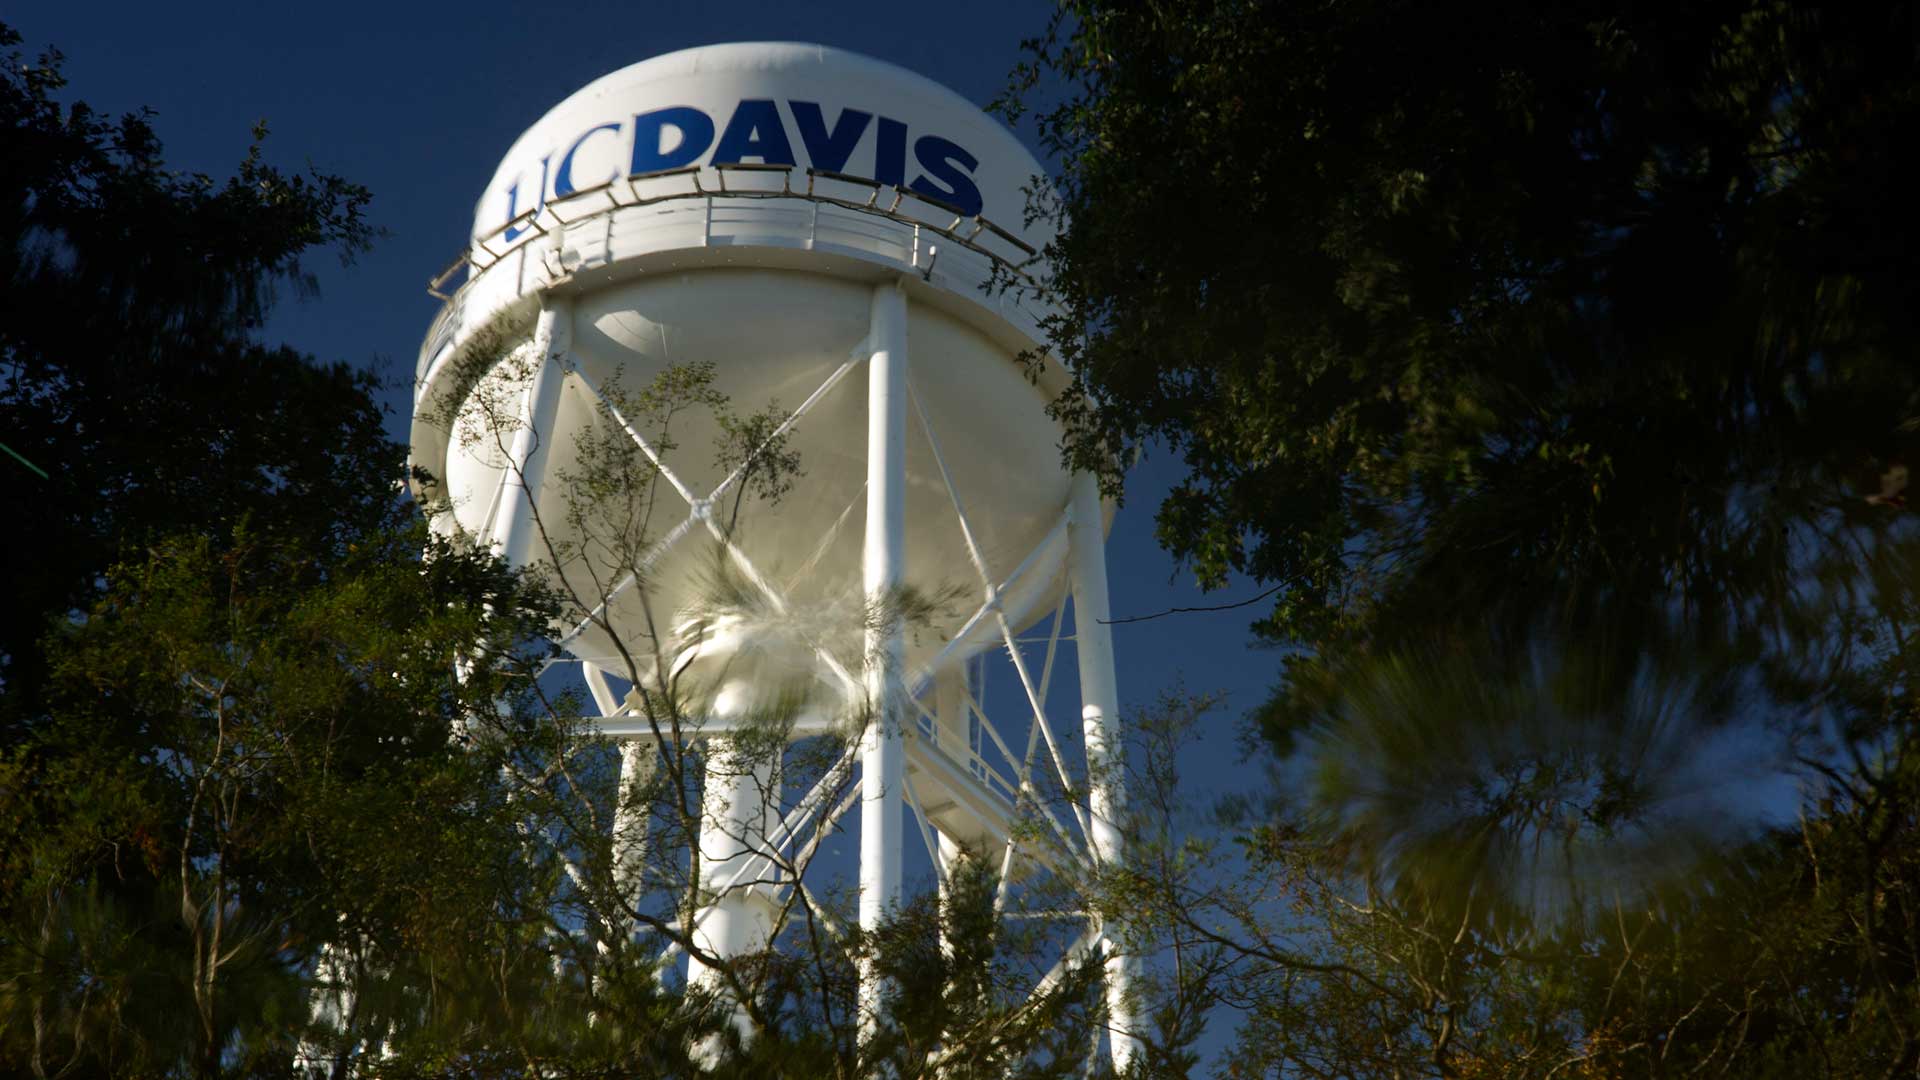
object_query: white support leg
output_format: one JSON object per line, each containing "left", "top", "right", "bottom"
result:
{"left": 1068, "top": 471, "right": 1139, "bottom": 1072}
{"left": 933, "top": 670, "right": 969, "bottom": 898}
{"left": 859, "top": 280, "right": 909, "bottom": 1037}
{"left": 462, "top": 298, "right": 569, "bottom": 749}
{"left": 490, "top": 296, "right": 572, "bottom": 566}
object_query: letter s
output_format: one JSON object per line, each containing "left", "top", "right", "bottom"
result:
{"left": 909, "top": 135, "right": 983, "bottom": 217}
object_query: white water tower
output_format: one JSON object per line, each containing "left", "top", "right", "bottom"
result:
{"left": 409, "top": 43, "right": 1136, "bottom": 1068}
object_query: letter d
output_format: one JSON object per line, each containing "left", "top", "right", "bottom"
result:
{"left": 631, "top": 106, "right": 716, "bottom": 174}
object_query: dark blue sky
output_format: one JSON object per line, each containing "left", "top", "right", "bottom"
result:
{"left": 13, "top": 4, "right": 1283, "bottom": 915}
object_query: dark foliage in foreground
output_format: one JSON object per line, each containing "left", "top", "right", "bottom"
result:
{"left": 1010, "top": 0, "right": 1920, "bottom": 1074}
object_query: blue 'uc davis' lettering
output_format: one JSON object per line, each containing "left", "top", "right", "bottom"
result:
{"left": 499, "top": 99, "right": 987, "bottom": 237}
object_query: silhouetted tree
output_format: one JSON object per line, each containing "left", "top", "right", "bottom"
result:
{"left": 1007, "top": 1, "right": 1920, "bottom": 1073}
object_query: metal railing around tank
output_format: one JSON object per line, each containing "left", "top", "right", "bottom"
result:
{"left": 425, "top": 163, "right": 1045, "bottom": 301}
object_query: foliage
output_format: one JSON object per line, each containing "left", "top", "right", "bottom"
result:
{"left": 0, "top": 22, "right": 385, "bottom": 742}
{"left": 0, "top": 524, "right": 558, "bottom": 1076}
{"left": 1007, "top": 0, "right": 1920, "bottom": 1074}
{"left": 0, "top": 20, "right": 436, "bottom": 1075}
{"left": 1111, "top": 693, "right": 1920, "bottom": 1079}
{"left": 1008, "top": 0, "right": 1919, "bottom": 660}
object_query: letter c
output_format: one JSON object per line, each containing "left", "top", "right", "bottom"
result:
{"left": 554, "top": 122, "right": 621, "bottom": 198}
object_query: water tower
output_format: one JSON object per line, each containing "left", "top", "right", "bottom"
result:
{"left": 409, "top": 43, "right": 1136, "bottom": 1069}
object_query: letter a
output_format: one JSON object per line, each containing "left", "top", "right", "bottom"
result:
{"left": 712, "top": 99, "right": 796, "bottom": 166}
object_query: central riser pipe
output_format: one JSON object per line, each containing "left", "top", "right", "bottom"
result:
{"left": 690, "top": 741, "right": 778, "bottom": 1043}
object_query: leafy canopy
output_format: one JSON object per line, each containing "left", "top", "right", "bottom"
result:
{"left": 1009, "top": 0, "right": 1918, "bottom": 654}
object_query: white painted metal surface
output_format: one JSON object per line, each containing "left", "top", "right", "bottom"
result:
{"left": 1071, "top": 471, "right": 1139, "bottom": 1071}
{"left": 487, "top": 297, "right": 570, "bottom": 564}
{"left": 408, "top": 42, "right": 1138, "bottom": 1071}
{"left": 859, "top": 280, "right": 908, "bottom": 1038}
{"left": 688, "top": 739, "right": 779, "bottom": 1040}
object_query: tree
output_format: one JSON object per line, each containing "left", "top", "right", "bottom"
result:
{"left": 1110, "top": 688, "right": 1920, "bottom": 1078}
{"left": 1007, "top": 0, "right": 1917, "bottom": 666}
{"left": 0, "top": 24, "right": 604, "bottom": 1075}
{"left": 1005, "top": 0, "right": 1920, "bottom": 1073}
{"left": 0, "top": 22, "right": 385, "bottom": 736}
{"left": 0, "top": 522, "right": 568, "bottom": 1076}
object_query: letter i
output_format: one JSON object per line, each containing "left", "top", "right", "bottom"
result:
{"left": 875, "top": 118, "right": 907, "bottom": 188}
